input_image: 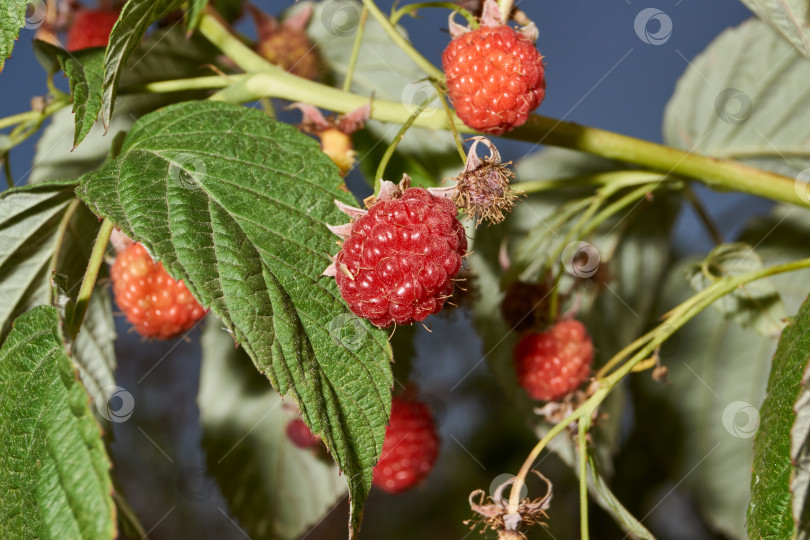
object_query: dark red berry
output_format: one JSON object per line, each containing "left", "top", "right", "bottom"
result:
{"left": 373, "top": 397, "right": 439, "bottom": 493}
{"left": 334, "top": 188, "right": 467, "bottom": 328}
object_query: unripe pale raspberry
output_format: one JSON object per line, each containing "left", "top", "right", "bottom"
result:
{"left": 373, "top": 397, "right": 439, "bottom": 493}
{"left": 442, "top": 24, "right": 545, "bottom": 134}
{"left": 513, "top": 320, "right": 594, "bottom": 401}
{"left": 66, "top": 9, "right": 119, "bottom": 51}
{"left": 334, "top": 188, "right": 467, "bottom": 328}
{"left": 110, "top": 243, "right": 206, "bottom": 339}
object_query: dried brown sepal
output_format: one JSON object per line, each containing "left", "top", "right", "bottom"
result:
{"left": 465, "top": 472, "right": 552, "bottom": 538}
{"left": 450, "top": 137, "right": 523, "bottom": 226}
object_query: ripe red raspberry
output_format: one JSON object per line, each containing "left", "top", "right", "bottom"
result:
{"left": 66, "top": 9, "right": 119, "bottom": 51}
{"left": 110, "top": 243, "right": 206, "bottom": 339}
{"left": 286, "top": 418, "right": 320, "bottom": 449}
{"left": 442, "top": 24, "right": 545, "bottom": 134}
{"left": 513, "top": 320, "right": 594, "bottom": 401}
{"left": 373, "top": 397, "right": 439, "bottom": 493}
{"left": 333, "top": 187, "right": 467, "bottom": 328}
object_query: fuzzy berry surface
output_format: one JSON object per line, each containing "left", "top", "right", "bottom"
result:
{"left": 111, "top": 243, "right": 206, "bottom": 339}
{"left": 442, "top": 25, "right": 545, "bottom": 134}
{"left": 514, "top": 320, "right": 594, "bottom": 401}
{"left": 66, "top": 10, "right": 119, "bottom": 51}
{"left": 372, "top": 397, "right": 439, "bottom": 493}
{"left": 335, "top": 188, "right": 467, "bottom": 328}
{"left": 286, "top": 418, "right": 320, "bottom": 449}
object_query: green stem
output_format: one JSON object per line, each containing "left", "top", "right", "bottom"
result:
{"left": 194, "top": 17, "right": 810, "bottom": 209}
{"left": 518, "top": 171, "right": 665, "bottom": 194}
{"left": 359, "top": 0, "right": 444, "bottom": 81}
{"left": 199, "top": 13, "right": 279, "bottom": 73}
{"left": 67, "top": 219, "right": 114, "bottom": 340}
{"left": 431, "top": 79, "right": 466, "bottom": 162}
{"left": 578, "top": 416, "right": 591, "bottom": 540}
{"left": 508, "top": 255, "right": 810, "bottom": 510}
{"left": 374, "top": 100, "right": 428, "bottom": 192}
{"left": 120, "top": 75, "right": 231, "bottom": 95}
{"left": 343, "top": 7, "right": 369, "bottom": 93}
{"left": 390, "top": 2, "right": 478, "bottom": 27}
{"left": 579, "top": 182, "right": 663, "bottom": 239}
{"left": 0, "top": 97, "right": 69, "bottom": 131}
{"left": 507, "top": 115, "right": 808, "bottom": 208}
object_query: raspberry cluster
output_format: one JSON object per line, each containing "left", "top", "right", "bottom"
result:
{"left": 110, "top": 243, "right": 207, "bottom": 339}
{"left": 334, "top": 188, "right": 467, "bottom": 328}
{"left": 513, "top": 320, "right": 594, "bottom": 401}
{"left": 442, "top": 24, "right": 545, "bottom": 134}
{"left": 373, "top": 397, "right": 439, "bottom": 493}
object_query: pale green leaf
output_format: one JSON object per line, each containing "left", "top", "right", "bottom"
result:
{"left": 685, "top": 242, "right": 787, "bottom": 336}
{"left": 0, "top": 305, "right": 115, "bottom": 539}
{"left": 664, "top": 18, "right": 810, "bottom": 178}
{"left": 738, "top": 0, "right": 810, "bottom": 62}
{"left": 75, "top": 100, "right": 392, "bottom": 537}
{"left": 199, "top": 317, "right": 347, "bottom": 539}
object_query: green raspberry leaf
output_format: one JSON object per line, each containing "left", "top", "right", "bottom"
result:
{"left": 748, "top": 295, "right": 810, "bottom": 538}
{"left": 0, "top": 0, "right": 32, "bottom": 72}
{"left": 100, "top": 0, "right": 184, "bottom": 128}
{"left": 33, "top": 40, "right": 105, "bottom": 148}
{"left": 199, "top": 317, "right": 347, "bottom": 539}
{"left": 75, "top": 100, "right": 392, "bottom": 537}
{"left": 0, "top": 305, "right": 115, "bottom": 539}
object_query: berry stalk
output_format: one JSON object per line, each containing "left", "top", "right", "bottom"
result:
{"left": 66, "top": 218, "right": 114, "bottom": 340}
{"left": 342, "top": 6, "right": 369, "bottom": 93}
{"left": 359, "top": 0, "right": 444, "bottom": 81}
